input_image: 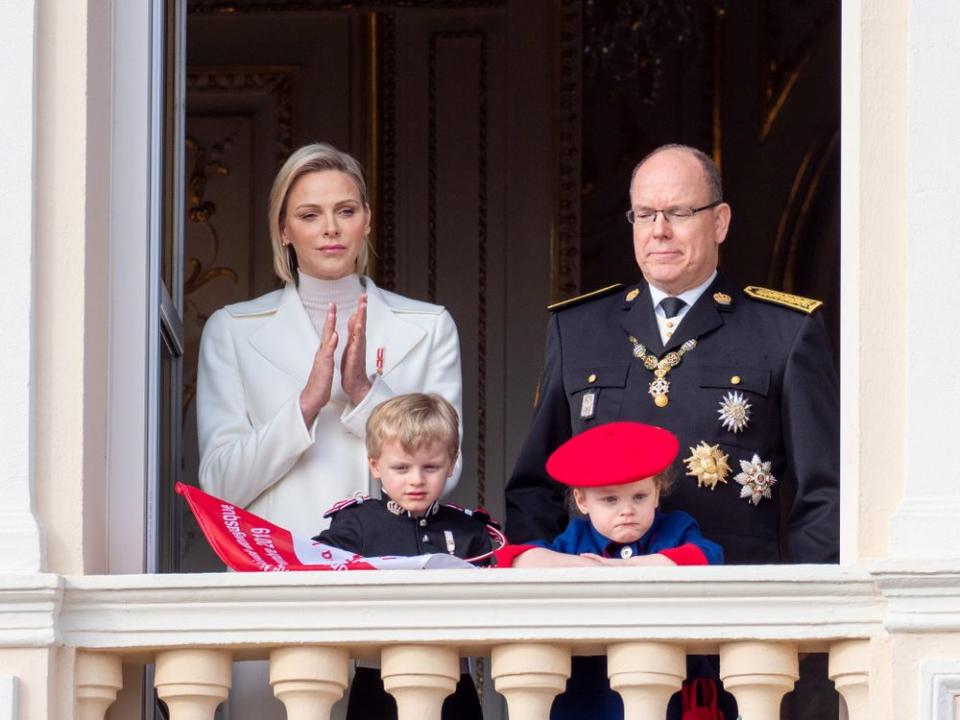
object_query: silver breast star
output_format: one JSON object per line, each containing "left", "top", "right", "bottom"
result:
{"left": 734, "top": 453, "right": 777, "bottom": 505}
{"left": 718, "top": 391, "right": 751, "bottom": 433}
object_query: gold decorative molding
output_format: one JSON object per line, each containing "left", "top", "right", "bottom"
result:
{"left": 182, "top": 135, "right": 241, "bottom": 418}
{"left": 187, "top": 67, "right": 296, "bottom": 160}
{"left": 182, "top": 66, "right": 297, "bottom": 416}
{"left": 425, "top": 29, "right": 490, "bottom": 510}
{"left": 366, "top": 12, "right": 380, "bottom": 282}
{"left": 375, "top": 13, "right": 398, "bottom": 290}
{"left": 551, "top": 0, "right": 582, "bottom": 304}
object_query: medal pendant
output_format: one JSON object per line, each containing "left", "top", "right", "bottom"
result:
{"left": 648, "top": 377, "right": 671, "bottom": 407}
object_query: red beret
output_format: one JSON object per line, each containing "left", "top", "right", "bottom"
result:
{"left": 546, "top": 422, "right": 679, "bottom": 488}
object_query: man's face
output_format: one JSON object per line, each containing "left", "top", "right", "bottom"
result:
{"left": 629, "top": 149, "right": 731, "bottom": 295}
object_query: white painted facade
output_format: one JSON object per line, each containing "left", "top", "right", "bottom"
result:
{"left": 2, "top": 0, "right": 960, "bottom": 717}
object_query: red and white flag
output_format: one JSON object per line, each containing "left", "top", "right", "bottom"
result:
{"left": 175, "top": 482, "right": 472, "bottom": 572}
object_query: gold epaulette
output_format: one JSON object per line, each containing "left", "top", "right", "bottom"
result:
{"left": 547, "top": 284, "right": 623, "bottom": 312}
{"left": 743, "top": 286, "right": 823, "bottom": 314}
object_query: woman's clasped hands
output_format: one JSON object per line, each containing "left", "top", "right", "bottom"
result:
{"left": 299, "top": 293, "right": 372, "bottom": 425}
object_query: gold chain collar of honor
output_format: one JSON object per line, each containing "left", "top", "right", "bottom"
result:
{"left": 628, "top": 337, "right": 698, "bottom": 407}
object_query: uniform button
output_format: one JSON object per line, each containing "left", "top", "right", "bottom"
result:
{"left": 419, "top": 519, "right": 427, "bottom": 527}
{"left": 666, "top": 321, "right": 674, "bottom": 329}
{"left": 665, "top": 331, "right": 673, "bottom": 339}
{"left": 731, "top": 375, "right": 741, "bottom": 385}
{"left": 620, "top": 547, "right": 634, "bottom": 559}
{"left": 587, "top": 373, "right": 597, "bottom": 383}
{"left": 422, "top": 534, "right": 429, "bottom": 541}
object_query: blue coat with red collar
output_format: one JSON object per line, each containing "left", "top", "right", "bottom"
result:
{"left": 532, "top": 510, "right": 723, "bottom": 565}
{"left": 533, "top": 511, "right": 723, "bottom": 720}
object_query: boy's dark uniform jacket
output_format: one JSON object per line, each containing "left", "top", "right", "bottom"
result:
{"left": 506, "top": 274, "right": 840, "bottom": 564}
{"left": 316, "top": 498, "right": 492, "bottom": 720}
{"left": 314, "top": 497, "right": 495, "bottom": 563}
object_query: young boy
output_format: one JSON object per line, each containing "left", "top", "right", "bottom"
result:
{"left": 503, "top": 422, "right": 722, "bottom": 569}
{"left": 313, "top": 392, "right": 496, "bottom": 720}
{"left": 498, "top": 421, "right": 725, "bottom": 720}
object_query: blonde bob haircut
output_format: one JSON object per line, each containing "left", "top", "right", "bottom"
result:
{"left": 365, "top": 393, "right": 460, "bottom": 463}
{"left": 268, "top": 142, "right": 372, "bottom": 283}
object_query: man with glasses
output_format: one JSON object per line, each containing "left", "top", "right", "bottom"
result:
{"left": 506, "top": 144, "right": 840, "bottom": 567}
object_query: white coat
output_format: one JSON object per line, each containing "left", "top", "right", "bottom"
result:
{"left": 197, "top": 276, "right": 463, "bottom": 539}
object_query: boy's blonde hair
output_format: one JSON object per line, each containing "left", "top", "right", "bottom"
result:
{"left": 365, "top": 393, "right": 460, "bottom": 462}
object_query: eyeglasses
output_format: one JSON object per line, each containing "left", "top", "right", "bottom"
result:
{"left": 626, "top": 200, "right": 722, "bottom": 225}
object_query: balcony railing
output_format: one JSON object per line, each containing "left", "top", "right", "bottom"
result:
{"left": 12, "top": 563, "right": 940, "bottom": 720}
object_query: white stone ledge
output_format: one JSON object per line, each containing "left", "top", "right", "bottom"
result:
{"left": 11, "top": 564, "right": 960, "bottom": 656}
{"left": 0, "top": 574, "right": 62, "bottom": 647}
{"left": 55, "top": 566, "right": 882, "bottom": 653}
{"left": 870, "top": 559, "right": 960, "bottom": 632}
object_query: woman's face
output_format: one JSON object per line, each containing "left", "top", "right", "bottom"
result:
{"left": 281, "top": 170, "right": 370, "bottom": 280}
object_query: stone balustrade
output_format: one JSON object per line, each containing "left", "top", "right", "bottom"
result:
{"left": 12, "top": 563, "right": 944, "bottom": 719}
{"left": 74, "top": 639, "right": 872, "bottom": 720}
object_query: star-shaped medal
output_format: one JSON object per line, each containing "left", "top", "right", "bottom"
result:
{"left": 683, "top": 442, "right": 731, "bottom": 490}
{"left": 734, "top": 454, "right": 777, "bottom": 505}
{"left": 717, "top": 391, "right": 751, "bottom": 433}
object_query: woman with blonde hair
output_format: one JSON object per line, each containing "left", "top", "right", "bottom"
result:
{"left": 197, "top": 143, "right": 463, "bottom": 541}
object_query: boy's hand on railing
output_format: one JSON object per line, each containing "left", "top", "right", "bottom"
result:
{"left": 579, "top": 553, "right": 676, "bottom": 567}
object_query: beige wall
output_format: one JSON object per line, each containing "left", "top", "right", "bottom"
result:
{"left": 843, "top": 0, "right": 909, "bottom": 563}
{"left": 0, "top": 649, "right": 62, "bottom": 720}
{"left": 34, "top": 0, "right": 112, "bottom": 576}
{"left": 887, "top": 633, "right": 960, "bottom": 720}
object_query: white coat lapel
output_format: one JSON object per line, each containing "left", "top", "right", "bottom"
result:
{"left": 248, "top": 284, "right": 319, "bottom": 384}
{"left": 363, "top": 278, "right": 426, "bottom": 377}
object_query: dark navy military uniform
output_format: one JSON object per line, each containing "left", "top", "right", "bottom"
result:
{"left": 506, "top": 274, "right": 839, "bottom": 564}
{"left": 314, "top": 496, "right": 495, "bottom": 563}
{"left": 314, "top": 497, "right": 495, "bottom": 720}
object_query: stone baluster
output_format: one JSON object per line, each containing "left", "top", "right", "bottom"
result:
{"left": 491, "top": 643, "right": 571, "bottom": 720}
{"left": 381, "top": 645, "right": 460, "bottom": 720}
{"left": 607, "top": 641, "right": 686, "bottom": 718}
{"left": 269, "top": 646, "right": 349, "bottom": 720}
{"left": 76, "top": 650, "right": 123, "bottom": 720}
{"left": 719, "top": 641, "right": 798, "bottom": 719}
{"left": 155, "top": 649, "right": 232, "bottom": 720}
{"left": 829, "top": 639, "right": 870, "bottom": 720}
